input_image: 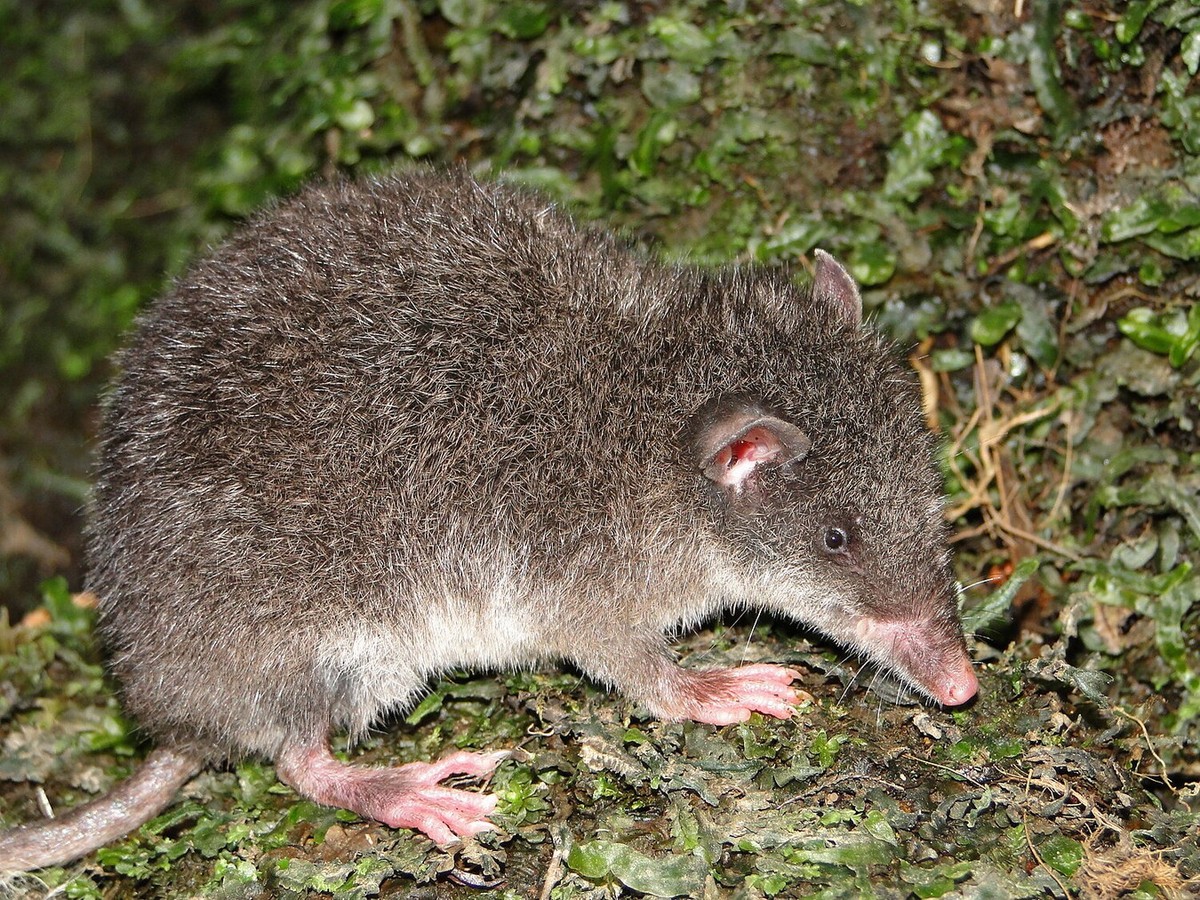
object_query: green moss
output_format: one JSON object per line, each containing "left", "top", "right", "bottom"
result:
{"left": 3, "top": 1, "right": 1200, "bottom": 895}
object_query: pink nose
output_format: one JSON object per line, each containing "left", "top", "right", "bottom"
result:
{"left": 937, "top": 662, "right": 979, "bottom": 707}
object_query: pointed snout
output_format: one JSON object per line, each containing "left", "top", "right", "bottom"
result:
{"left": 930, "top": 658, "right": 978, "bottom": 707}
{"left": 854, "top": 614, "right": 979, "bottom": 707}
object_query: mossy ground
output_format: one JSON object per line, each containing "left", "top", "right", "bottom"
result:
{"left": 1, "top": 2, "right": 1198, "bottom": 897}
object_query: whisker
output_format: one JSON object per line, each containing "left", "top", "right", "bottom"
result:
{"left": 704, "top": 609, "right": 747, "bottom": 655}
{"left": 957, "top": 575, "right": 1002, "bottom": 594}
{"left": 835, "top": 653, "right": 859, "bottom": 705}
{"left": 874, "top": 678, "right": 887, "bottom": 728}
{"left": 739, "top": 609, "right": 764, "bottom": 665}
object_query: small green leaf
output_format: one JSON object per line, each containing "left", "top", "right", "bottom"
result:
{"left": 970, "top": 301, "right": 1023, "bottom": 347}
{"left": 438, "top": 0, "right": 483, "bottom": 28}
{"left": 771, "top": 28, "right": 835, "bottom": 65}
{"left": 334, "top": 98, "right": 374, "bottom": 131}
{"left": 630, "top": 112, "right": 677, "bottom": 176}
{"left": 641, "top": 61, "right": 702, "bottom": 108}
{"left": 931, "top": 348, "right": 975, "bottom": 372}
{"left": 1026, "top": 657, "right": 1114, "bottom": 706}
{"left": 1118, "top": 307, "right": 1175, "bottom": 354}
{"left": 860, "top": 810, "right": 899, "bottom": 845}
{"left": 1016, "top": 295, "right": 1060, "bottom": 369}
{"left": 1138, "top": 261, "right": 1165, "bottom": 286}
{"left": 883, "top": 110, "right": 952, "bottom": 203}
{"left": 328, "top": 0, "right": 383, "bottom": 30}
{"left": 648, "top": 16, "right": 714, "bottom": 66}
{"left": 1101, "top": 196, "right": 1171, "bottom": 242}
{"left": 495, "top": 2, "right": 551, "bottom": 39}
{"left": 737, "top": 723, "right": 780, "bottom": 760}
{"left": 850, "top": 243, "right": 896, "bottom": 287}
{"left": 1169, "top": 303, "right": 1200, "bottom": 367}
{"left": 1038, "top": 834, "right": 1085, "bottom": 876}
{"left": 780, "top": 831, "right": 896, "bottom": 869}
{"left": 961, "top": 558, "right": 1039, "bottom": 637}
{"left": 900, "top": 859, "right": 974, "bottom": 897}
{"left": 39, "top": 576, "right": 93, "bottom": 636}
{"left": 84, "top": 712, "right": 137, "bottom": 753}
{"left": 1184, "top": 29, "right": 1200, "bottom": 75}
{"left": 566, "top": 840, "right": 707, "bottom": 897}
{"left": 1117, "top": 306, "right": 1200, "bottom": 365}
{"left": 810, "top": 730, "right": 844, "bottom": 768}
{"left": 1115, "top": 1, "right": 1161, "bottom": 43}
{"left": 755, "top": 215, "right": 829, "bottom": 262}
{"left": 1030, "top": 1, "right": 1080, "bottom": 136}
{"left": 623, "top": 727, "right": 651, "bottom": 745}
{"left": 404, "top": 688, "right": 446, "bottom": 725}
{"left": 1144, "top": 227, "right": 1200, "bottom": 260}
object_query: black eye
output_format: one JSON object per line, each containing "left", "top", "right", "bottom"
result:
{"left": 823, "top": 527, "right": 849, "bottom": 553}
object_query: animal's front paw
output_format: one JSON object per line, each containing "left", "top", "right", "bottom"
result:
{"left": 681, "top": 663, "right": 809, "bottom": 726}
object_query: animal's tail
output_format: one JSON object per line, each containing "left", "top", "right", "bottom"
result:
{"left": 0, "top": 747, "right": 201, "bottom": 871}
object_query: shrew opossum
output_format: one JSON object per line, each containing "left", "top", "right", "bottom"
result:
{"left": 0, "top": 169, "right": 977, "bottom": 870}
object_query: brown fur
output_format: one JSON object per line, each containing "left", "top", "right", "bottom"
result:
{"left": 1, "top": 168, "right": 974, "bottom": 870}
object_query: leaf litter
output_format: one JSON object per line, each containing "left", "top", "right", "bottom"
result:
{"left": 1, "top": 1, "right": 1199, "bottom": 897}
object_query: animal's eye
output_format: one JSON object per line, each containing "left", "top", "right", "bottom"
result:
{"left": 823, "top": 527, "right": 849, "bottom": 553}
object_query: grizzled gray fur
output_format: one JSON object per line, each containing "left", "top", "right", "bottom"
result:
{"left": 0, "top": 168, "right": 975, "bottom": 871}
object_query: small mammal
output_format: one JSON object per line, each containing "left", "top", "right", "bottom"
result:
{"left": 0, "top": 168, "right": 977, "bottom": 870}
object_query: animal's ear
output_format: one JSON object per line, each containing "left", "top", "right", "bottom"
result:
{"left": 697, "top": 410, "right": 812, "bottom": 492}
{"left": 813, "top": 249, "right": 862, "bottom": 328}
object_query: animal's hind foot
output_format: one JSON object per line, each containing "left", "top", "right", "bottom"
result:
{"left": 276, "top": 744, "right": 509, "bottom": 845}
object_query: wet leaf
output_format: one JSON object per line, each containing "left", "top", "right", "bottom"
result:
{"left": 1030, "top": 1, "right": 1081, "bottom": 137}
{"left": 630, "top": 111, "right": 677, "bottom": 177}
{"left": 1016, "top": 294, "right": 1060, "bottom": 369}
{"left": 566, "top": 840, "right": 707, "bottom": 897}
{"left": 404, "top": 687, "right": 446, "bottom": 725}
{"left": 770, "top": 27, "right": 835, "bottom": 65}
{"left": 737, "top": 723, "right": 781, "bottom": 760}
{"left": 494, "top": 3, "right": 551, "bottom": 40}
{"left": 1100, "top": 190, "right": 1200, "bottom": 243}
{"left": 900, "top": 859, "right": 974, "bottom": 897}
{"left": 438, "top": 0, "right": 483, "bottom": 28}
{"left": 1116, "top": 1, "right": 1164, "bottom": 43}
{"left": 1152, "top": 567, "right": 1200, "bottom": 725}
{"left": 810, "top": 730, "right": 845, "bottom": 768}
{"left": 780, "top": 830, "right": 897, "bottom": 870}
{"left": 850, "top": 242, "right": 897, "bottom": 287}
{"left": 1038, "top": 834, "right": 1084, "bottom": 876}
{"left": 970, "top": 301, "right": 1023, "bottom": 347}
{"left": 648, "top": 16, "right": 714, "bottom": 67}
{"left": 1160, "top": 68, "right": 1200, "bottom": 153}
{"left": 40, "top": 576, "right": 93, "bottom": 637}
{"left": 860, "top": 809, "right": 899, "bottom": 845}
{"left": 962, "top": 558, "right": 1040, "bottom": 639}
{"left": 1185, "top": 29, "right": 1200, "bottom": 74}
{"left": 1117, "top": 306, "right": 1200, "bottom": 366}
{"left": 754, "top": 215, "right": 829, "bottom": 262}
{"left": 931, "top": 348, "right": 975, "bottom": 372}
{"left": 1026, "top": 658, "right": 1114, "bottom": 706}
{"left": 1144, "top": 226, "right": 1200, "bottom": 260}
{"left": 1170, "top": 302, "right": 1200, "bottom": 365}
{"left": 641, "top": 61, "right": 701, "bottom": 108}
{"left": 883, "top": 110, "right": 953, "bottom": 203}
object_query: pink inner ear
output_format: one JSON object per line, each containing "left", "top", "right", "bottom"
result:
{"left": 711, "top": 426, "right": 785, "bottom": 488}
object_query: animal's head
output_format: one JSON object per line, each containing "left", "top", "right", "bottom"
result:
{"left": 690, "top": 252, "right": 978, "bottom": 707}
